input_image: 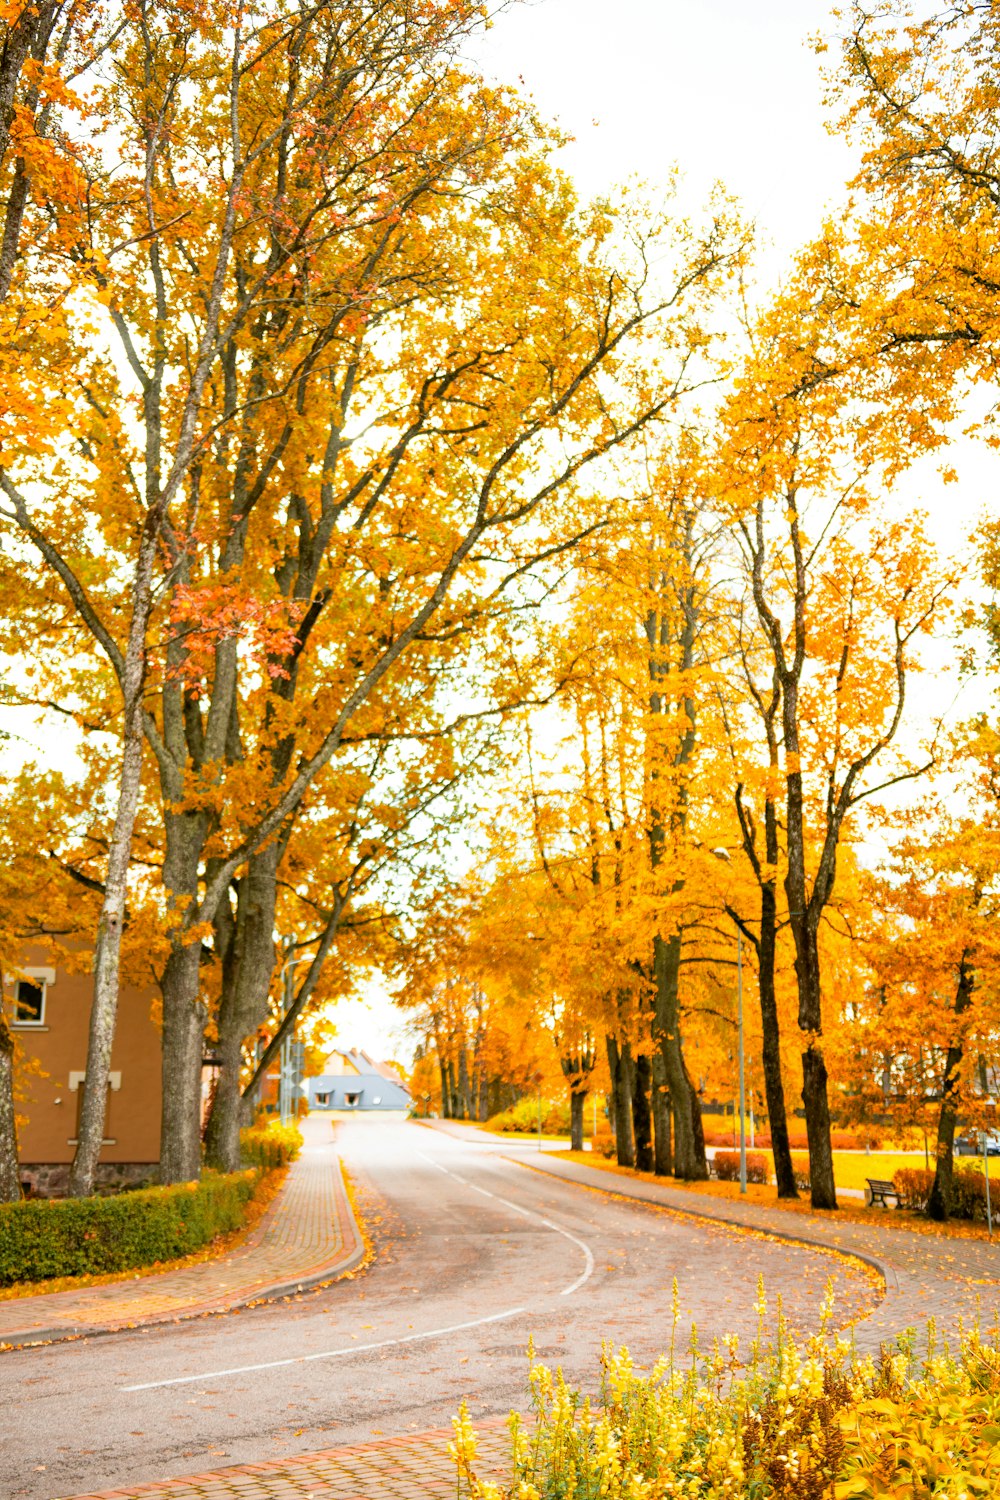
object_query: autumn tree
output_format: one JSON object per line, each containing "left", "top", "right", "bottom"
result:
{"left": 1, "top": 0, "right": 744, "bottom": 1191}
{"left": 715, "top": 281, "right": 953, "bottom": 1207}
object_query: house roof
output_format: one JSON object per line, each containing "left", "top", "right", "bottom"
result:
{"left": 315, "top": 1048, "right": 410, "bottom": 1094}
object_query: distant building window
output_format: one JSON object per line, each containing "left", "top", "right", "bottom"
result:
{"left": 315, "top": 1091, "right": 330, "bottom": 1106}
{"left": 14, "top": 979, "right": 44, "bottom": 1026}
{"left": 345, "top": 1091, "right": 360, "bottom": 1107}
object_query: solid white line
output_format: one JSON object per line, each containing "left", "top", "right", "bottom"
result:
{"left": 121, "top": 1306, "right": 528, "bottom": 1393}
{"left": 414, "top": 1150, "right": 595, "bottom": 1298}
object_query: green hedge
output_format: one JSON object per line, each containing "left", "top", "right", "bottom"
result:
{"left": 0, "top": 1169, "right": 257, "bottom": 1285}
{"left": 240, "top": 1120, "right": 303, "bottom": 1172}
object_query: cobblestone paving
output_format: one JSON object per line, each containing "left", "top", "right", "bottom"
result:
{"left": 62, "top": 1421, "right": 511, "bottom": 1500}
{"left": 0, "top": 1118, "right": 363, "bottom": 1346}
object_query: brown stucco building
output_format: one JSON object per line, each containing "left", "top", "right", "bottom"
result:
{"left": 8, "top": 948, "right": 162, "bottom": 1195}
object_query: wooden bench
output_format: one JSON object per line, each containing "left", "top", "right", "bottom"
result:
{"left": 866, "top": 1177, "right": 900, "bottom": 1208}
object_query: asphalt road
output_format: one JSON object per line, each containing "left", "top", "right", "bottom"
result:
{"left": 4, "top": 1115, "right": 879, "bottom": 1500}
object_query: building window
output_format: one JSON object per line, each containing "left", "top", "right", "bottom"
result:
{"left": 67, "top": 1071, "right": 120, "bottom": 1146}
{"left": 315, "top": 1091, "right": 330, "bottom": 1106}
{"left": 14, "top": 978, "right": 44, "bottom": 1026}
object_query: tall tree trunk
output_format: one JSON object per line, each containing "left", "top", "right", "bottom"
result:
{"left": 653, "top": 931, "right": 707, "bottom": 1179}
{"left": 632, "top": 1052, "right": 653, "bottom": 1171}
{"left": 0, "top": 1013, "right": 20, "bottom": 1202}
{"left": 157, "top": 809, "right": 211, "bottom": 1182}
{"left": 789, "top": 912, "right": 837, "bottom": 1209}
{"left": 785, "top": 751, "right": 837, "bottom": 1210}
{"left": 159, "top": 938, "right": 206, "bottom": 1183}
{"left": 457, "top": 1047, "right": 471, "bottom": 1121}
{"left": 69, "top": 517, "right": 160, "bottom": 1198}
{"left": 758, "top": 839, "right": 797, "bottom": 1198}
{"left": 205, "top": 845, "right": 280, "bottom": 1171}
{"left": 570, "top": 1089, "right": 585, "bottom": 1152}
{"left": 684, "top": 1052, "right": 707, "bottom": 1165}
{"left": 928, "top": 956, "right": 974, "bottom": 1221}
{"left": 606, "top": 1033, "right": 635, "bottom": 1167}
{"left": 651, "top": 1050, "right": 672, "bottom": 1175}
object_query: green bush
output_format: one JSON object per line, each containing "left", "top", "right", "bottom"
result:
{"left": 240, "top": 1120, "right": 303, "bottom": 1172}
{"left": 486, "top": 1098, "right": 571, "bottom": 1136}
{"left": 714, "top": 1150, "right": 770, "bottom": 1185}
{"left": 0, "top": 1170, "right": 258, "bottom": 1286}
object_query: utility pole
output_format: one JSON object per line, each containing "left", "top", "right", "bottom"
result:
{"left": 737, "top": 925, "right": 746, "bottom": 1194}
{"left": 712, "top": 849, "right": 747, "bottom": 1195}
{"left": 279, "top": 947, "right": 298, "bottom": 1126}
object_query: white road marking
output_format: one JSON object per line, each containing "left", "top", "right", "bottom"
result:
{"left": 414, "top": 1150, "right": 595, "bottom": 1298}
{"left": 121, "top": 1306, "right": 528, "bottom": 1393}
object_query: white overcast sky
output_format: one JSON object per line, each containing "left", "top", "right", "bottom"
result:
{"left": 469, "top": 0, "right": 857, "bottom": 271}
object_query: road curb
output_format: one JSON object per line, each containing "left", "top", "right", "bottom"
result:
{"left": 0, "top": 1157, "right": 367, "bottom": 1350}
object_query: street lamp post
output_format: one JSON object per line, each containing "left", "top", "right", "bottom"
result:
{"left": 736, "top": 924, "right": 746, "bottom": 1194}
{"left": 984, "top": 1129, "right": 992, "bottom": 1237}
{"left": 984, "top": 1101, "right": 996, "bottom": 1237}
{"left": 277, "top": 941, "right": 308, "bottom": 1127}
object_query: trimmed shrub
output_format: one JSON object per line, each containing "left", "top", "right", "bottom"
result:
{"left": 486, "top": 1098, "right": 571, "bottom": 1135}
{"left": 893, "top": 1164, "right": 1000, "bottom": 1218}
{"left": 240, "top": 1120, "right": 303, "bottom": 1172}
{"left": 893, "top": 1166, "right": 935, "bottom": 1210}
{"left": 0, "top": 1170, "right": 257, "bottom": 1286}
{"left": 714, "top": 1150, "right": 770, "bottom": 1184}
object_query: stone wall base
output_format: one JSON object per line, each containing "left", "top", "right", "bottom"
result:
{"left": 19, "top": 1161, "right": 160, "bottom": 1198}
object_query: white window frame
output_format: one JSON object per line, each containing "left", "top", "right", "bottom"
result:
{"left": 9, "top": 967, "right": 55, "bottom": 1029}
{"left": 67, "top": 1072, "right": 121, "bottom": 1146}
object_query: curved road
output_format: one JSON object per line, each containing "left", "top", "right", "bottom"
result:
{"left": 3, "top": 1115, "right": 878, "bottom": 1500}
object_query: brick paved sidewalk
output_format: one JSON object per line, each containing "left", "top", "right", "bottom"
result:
{"left": 63, "top": 1421, "right": 511, "bottom": 1500}
{"left": 0, "top": 1117, "right": 364, "bottom": 1348}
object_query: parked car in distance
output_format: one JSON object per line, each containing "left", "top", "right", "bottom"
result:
{"left": 955, "top": 1128, "right": 1000, "bottom": 1156}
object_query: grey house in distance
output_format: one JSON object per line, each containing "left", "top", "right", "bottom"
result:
{"left": 307, "top": 1048, "right": 411, "bottom": 1111}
